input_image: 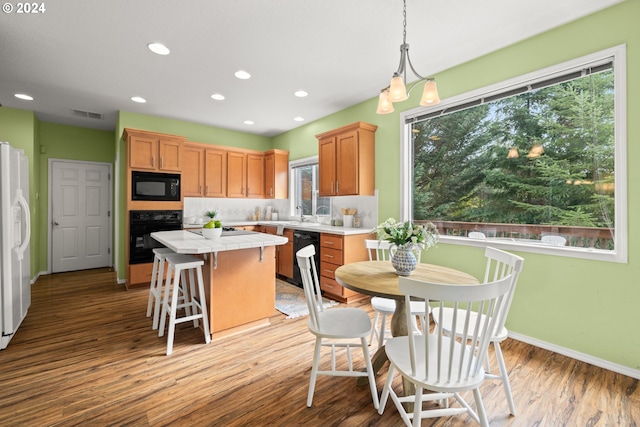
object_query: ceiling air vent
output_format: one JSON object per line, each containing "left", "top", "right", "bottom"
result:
{"left": 71, "top": 109, "right": 103, "bottom": 120}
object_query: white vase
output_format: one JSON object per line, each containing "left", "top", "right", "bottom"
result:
{"left": 389, "top": 244, "right": 417, "bottom": 276}
{"left": 202, "top": 227, "right": 222, "bottom": 239}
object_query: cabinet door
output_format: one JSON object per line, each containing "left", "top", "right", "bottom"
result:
{"left": 158, "top": 138, "right": 183, "bottom": 171}
{"left": 227, "top": 151, "right": 247, "bottom": 198}
{"left": 265, "top": 150, "right": 289, "bottom": 199}
{"left": 204, "top": 149, "right": 227, "bottom": 197}
{"left": 318, "top": 136, "right": 337, "bottom": 196}
{"left": 278, "top": 230, "right": 294, "bottom": 278}
{"left": 265, "top": 153, "right": 275, "bottom": 198}
{"left": 129, "top": 136, "right": 157, "bottom": 170}
{"left": 336, "top": 130, "right": 359, "bottom": 195}
{"left": 183, "top": 145, "right": 204, "bottom": 197}
{"left": 246, "top": 153, "right": 265, "bottom": 198}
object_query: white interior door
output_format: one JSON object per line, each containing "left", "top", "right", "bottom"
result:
{"left": 51, "top": 160, "right": 111, "bottom": 273}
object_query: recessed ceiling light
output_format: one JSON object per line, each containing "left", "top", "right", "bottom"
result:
{"left": 131, "top": 96, "right": 147, "bottom": 103}
{"left": 235, "top": 70, "right": 251, "bottom": 80}
{"left": 147, "top": 43, "right": 170, "bottom": 55}
{"left": 14, "top": 93, "right": 34, "bottom": 101}
{"left": 244, "top": 120, "right": 254, "bottom": 125}
{"left": 211, "top": 94, "right": 225, "bottom": 101}
{"left": 294, "top": 117, "right": 305, "bottom": 122}
{"left": 294, "top": 90, "right": 308, "bottom": 97}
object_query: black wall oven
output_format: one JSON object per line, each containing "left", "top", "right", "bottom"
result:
{"left": 129, "top": 210, "right": 182, "bottom": 264}
{"left": 131, "top": 171, "right": 181, "bottom": 201}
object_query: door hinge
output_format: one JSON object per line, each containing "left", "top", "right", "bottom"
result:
{"left": 108, "top": 248, "right": 111, "bottom": 254}
{"left": 108, "top": 210, "right": 111, "bottom": 217}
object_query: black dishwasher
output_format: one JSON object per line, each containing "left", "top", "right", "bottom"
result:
{"left": 292, "top": 230, "right": 320, "bottom": 287}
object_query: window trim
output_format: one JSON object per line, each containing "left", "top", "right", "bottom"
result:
{"left": 288, "top": 155, "right": 330, "bottom": 219}
{"left": 400, "top": 45, "right": 627, "bottom": 263}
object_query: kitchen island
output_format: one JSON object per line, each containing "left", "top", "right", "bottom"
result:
{"left": 151, "top": 229, "right": 288, "bottom": 339}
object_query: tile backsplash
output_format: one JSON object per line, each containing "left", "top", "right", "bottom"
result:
{"left": 183, "top": 191, "right": 378, "bottom": 229}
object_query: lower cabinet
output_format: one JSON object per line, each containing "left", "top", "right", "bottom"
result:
{"left": 262, "top": 226, "right": 294, "bottom": 279}
{"left": 319, "top": 233, "right": 370, "bottom": 303}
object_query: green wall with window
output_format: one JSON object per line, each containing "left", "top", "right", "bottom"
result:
{"left": 274, "top": 0, "right": 640, "bottom": 373}
{"left": 1, "top": 0, "right": 637, "bottom": 375}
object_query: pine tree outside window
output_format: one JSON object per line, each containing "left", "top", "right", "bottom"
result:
{"left": 400, "top": 46, "right": 627, "bottom": 262}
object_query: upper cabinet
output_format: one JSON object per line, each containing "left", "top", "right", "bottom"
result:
{"left": 204, "top": 148, "right": 227, "bottom": 198}
{"left": 316, "top": 122, "right": 377, "bottom": 197}
{"left": 128, "top": 130, "right": 289, "bottom": 200}
{"left": 183, "top": 143, "right": 228, "bottom": 198}
{"left": 226, "top": 151, "right": 265, "bottom": 199}
{"left": 124, "top": 128, "right": 184, "bottom": 172}
{"left": 264, "top": 149, "right": 289, "bottom": 199}
{"left": 183, "top": 143, "right": 205, "bottom": 197}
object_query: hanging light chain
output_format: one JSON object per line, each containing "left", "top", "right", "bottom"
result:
{"left": 402, "top": 0, "right": 407, "bottom": 45}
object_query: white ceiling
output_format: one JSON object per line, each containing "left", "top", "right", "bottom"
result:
{"left": 0, "top": 0, "right": 623, "bottom": 137}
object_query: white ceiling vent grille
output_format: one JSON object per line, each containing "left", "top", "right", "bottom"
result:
{"left": 71, "top": 109, "right": 103, "bottom": 120}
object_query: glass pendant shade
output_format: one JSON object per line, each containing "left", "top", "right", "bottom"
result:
{"left": 419, "top": 80, "right": 441, "bottom": 106}
{"left": 389, "top": 75, "right": 408, "bottom": 102}
{"left": 376, "top": 90, "right": 395, "bottom": 114}
{"left": 507, "top": 147, "right": 519, "bottom": 158}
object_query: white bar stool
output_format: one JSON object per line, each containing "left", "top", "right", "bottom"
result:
{"left": 147, "top": 248, "right": 176, "bottom": 330}
{"left": 158, "top": 253, "right": 211, "bottom": 355}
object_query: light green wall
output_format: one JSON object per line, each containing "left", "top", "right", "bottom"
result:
{"left": 2, "top": 0, "right": 637, "bottom": 373}
{"left": 37, "top": 122, "right": 116, "bottom": 272}
{"left": 0, "top": 108, "right": 40, "bottom": 278}
{"left": 273, "top": 1, "right": 640, "bottom": 371}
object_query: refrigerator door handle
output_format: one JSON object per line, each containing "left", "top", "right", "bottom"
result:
{"left": 14, "top": 188, "right": 30, "bottom": 261}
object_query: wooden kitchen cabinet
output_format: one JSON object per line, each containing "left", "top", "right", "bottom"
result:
{"left": 319, "top": 232, "right": 371, "bottom": 303}
{"left": 264, "top": 149, "right": 289, "bottom": 199}
{"left": 125, "top": 128, "right": 184, "bottom": 172}
{"left": 262, "top": 226, "right": 294, "bottom": 279}
{"left": 182, "top": 143, "right": 229, "bottom": 198}
{"left": 247, "top": 153, "right": 265, "bottom": 198}
{"left": 183, "top": 143, "right": 205, "bottom": 197}
{"left": 316, "top": 122, "right": 377, "bottom": 197}
{"left": 204, "top": 148, "right": 227, "bottom": 197}
{"left": 227, "top": 151, "right": 247, "bottom": 198}
{"left": 227, "top": 151, "right": 264, "bottom": 198}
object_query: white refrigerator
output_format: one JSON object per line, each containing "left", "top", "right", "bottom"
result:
{"left": 0, "top": 141, "right": 31, "bottom": 350}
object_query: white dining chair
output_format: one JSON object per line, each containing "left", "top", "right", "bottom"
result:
{"left": 541, "top": 234, "right": 567, "bottom": 246}
{"left": 378, "top": 271, "right": 515, "bottom": 427}
{"left": 365, "top": 240, "right": 427, "bottom": 350}
{"left": 431, "top": 246, "right": 524, "bottom": 416}
{"left": 469, "top": 231, "right": 487, "bottom": 239}
{"left": 295, "top": 245, "right": 379, "bottom": 409}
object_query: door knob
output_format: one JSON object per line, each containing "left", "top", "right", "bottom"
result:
{"left": 53, "top": 221, "right": 59, "bottom": 226}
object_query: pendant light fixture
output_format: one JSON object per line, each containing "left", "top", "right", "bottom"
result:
{"left": 376, "top": 0, "right": 441, "bottom": 115}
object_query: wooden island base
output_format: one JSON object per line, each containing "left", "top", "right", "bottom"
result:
{"left": 201, "top": 246, "right": 277, "bottom": 338}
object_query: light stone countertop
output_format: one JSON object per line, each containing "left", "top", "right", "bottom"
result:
{"left": 151, "top": 229, "right": 288, "bottom": 254}
{"left": 182, "top": 220, "right": 374, "bottom": 236}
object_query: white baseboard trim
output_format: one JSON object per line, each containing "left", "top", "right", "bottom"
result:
{"left": 509, "top": 331, "right": 640, "bottom": 380}
{"left": 30, "top": 271, "right": 47, "bottom": 285}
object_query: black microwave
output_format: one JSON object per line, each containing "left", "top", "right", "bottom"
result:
{"left": 131, "top": 171, "right": 181, "bottom": 201}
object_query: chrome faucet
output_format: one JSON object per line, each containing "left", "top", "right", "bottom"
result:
{"left": 296, "top": 205, "right": 304, "bottom": 221}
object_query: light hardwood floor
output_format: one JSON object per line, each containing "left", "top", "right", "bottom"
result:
{"left": 0, "top": 268, "right": 638, "bottom": 426}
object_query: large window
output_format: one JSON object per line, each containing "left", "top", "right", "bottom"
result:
{"left": 289, "top": 156, "right": 331, "bottom": 219}
{"left": 400, "top": 46, "right": 627, "bottom": 262}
